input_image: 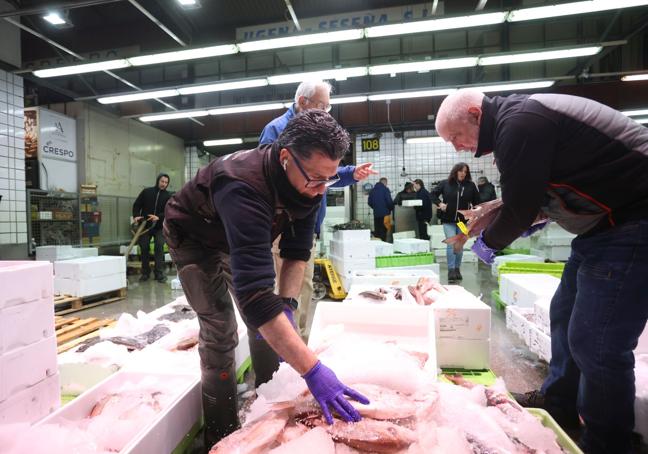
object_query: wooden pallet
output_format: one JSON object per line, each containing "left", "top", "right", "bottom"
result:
{"left": 55, "top": 315, "right": 115, "bottom": 353}
{"left": 54, "top": 287, "right": 127, "bottom": 316}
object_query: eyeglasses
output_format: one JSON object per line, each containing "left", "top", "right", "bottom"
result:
{"left": 286, "top": 149, "right": 340, "bottom": 188}
{"left": 304, "top": 97, "right": 332, "bottom": 113}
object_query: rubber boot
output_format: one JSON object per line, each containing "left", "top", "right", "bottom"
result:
{"left": 202, "top": 365, "right": 240, "bottom": 451}
{"left": 248, "top": 328, "right": 280, "bottom": 388}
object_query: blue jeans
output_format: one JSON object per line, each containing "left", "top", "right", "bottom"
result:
{"left": 443, "top": 223, "right": 463, "bottom": 270}
{"left": 540, "top": 220, "right": 648, "bottom": 453}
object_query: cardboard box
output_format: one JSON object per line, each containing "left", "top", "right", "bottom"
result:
{"left": 0, "top": 373, "right": 60, "bottom": 425}
{"left": 433, "top": 288, "right": 490, "bottom": 341}
{"left": 38, "top": 371, "right": 201, "bottom": 454}
{"left": 0, "top": 261, "right": 53, "bottom": 310}
{"left": 54, "top": 272, "right": 127, "bottom": 297}
{"left": 0, "top": 298, "right": 55, "bottom": 354}
{"left": 329, "top": 239, "right": 376, "bottom": 259}
{"left": 437, "top": 338, "right": 490, "bottom": 369}
{"left": 499, "top": 273, "right": 560, "bottom": 308}
{"left": 0, "top": 335, "right": 57, "bottom": 402}
{"left": 394, "top": 238, "right": 430, "bottom": 254}
{"left": 54, "top": 256, "right": 126, "bottom": 280}
{"left": 332, "top": 229, "right": 370, "bottom": 242}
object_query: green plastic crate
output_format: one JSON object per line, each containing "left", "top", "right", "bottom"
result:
{"left": 528, "top": 408, "right": 583, "bottom": 454}
{"left": 491, "top": 289, "right": 507, "bottom": 311}
{"left": 439, "top": 368, "right": 497, "bottom": 386}
{"left": 375, "top": 252, "right": 435, "bottom": 268}
{"left": 498, "top": 262, "right": 565, "bottom": 282}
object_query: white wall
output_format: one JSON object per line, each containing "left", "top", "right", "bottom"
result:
{"left": 354, "top": 130, "right": 500, "bottom": 226}
{"left": 0, "top": 69, "right": 25, "bottom": 245}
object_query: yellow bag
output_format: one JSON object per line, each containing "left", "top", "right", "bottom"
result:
{"left": 383, "top": 215, "right": 393, "bottom": 232}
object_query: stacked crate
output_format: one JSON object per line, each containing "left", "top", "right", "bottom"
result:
{"left": 80, "top": 184, "right": 101, "bottom": 246}
{"left": 54, "top": 256, "right": 127, "bottom": 297}
{"left": 328, "top": 229, "right": 375, "bottom": 290}
{"left": 0, "top": 261, "right": 60, "bottom": 424}
{"left": 530, "top": 223, "right": 576, "bottom": 261}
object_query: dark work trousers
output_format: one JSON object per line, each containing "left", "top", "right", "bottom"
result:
{"left": 164, "top": 224, "right": 279, "bottom": 448}
{"left": 373, "top": 216, "right": 387, "bottom": 241}
{"left": 416, "top": 219, "right": 430, "bottom": 240}
{"left": 540, "top": 220, "right": 648, "bottom": 454}
{"left": 139, "top": 229, "right": 166, "bottom": 279}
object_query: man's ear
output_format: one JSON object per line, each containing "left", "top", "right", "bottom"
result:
{"left": 279, "top": 148, "right": 289, "bottom": 163}
{"left": 467, "top": 106, "right": 482, "bottom": 126}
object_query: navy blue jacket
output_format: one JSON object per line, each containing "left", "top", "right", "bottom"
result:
{"left": 368, "top": 182, "right": 394, "bottom": 218}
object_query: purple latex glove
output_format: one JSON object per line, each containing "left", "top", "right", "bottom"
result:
{"left": 471, "top": 231, "right": 498, "bottom": 265}
{"left": 303, "top": 361, "right": 370, "bottom": 424}
{"left": 255, "top": 306, "right": 297, "bottom": 341}
{"left": 520, "top": 221, "right": 549, "bottom": 238}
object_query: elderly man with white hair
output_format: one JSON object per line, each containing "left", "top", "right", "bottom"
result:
{"left": 435, "top": 88, "right": 648, "bottom": 454}
{"left": 260, "top": 80, "right": 376, "bottom": 338}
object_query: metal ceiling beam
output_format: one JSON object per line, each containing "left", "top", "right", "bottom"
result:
{"left": 0, "top": 0, "right": 124, "bottom": 18}
{"left": 126, "top": 0, "right": 187, "bottom": 47}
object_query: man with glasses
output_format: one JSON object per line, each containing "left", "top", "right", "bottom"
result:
{"left": 260, "top": 79, "right": 376, "bottom": 335}
{"left": 164, "top": 110, "right": 370, "bottom": 450}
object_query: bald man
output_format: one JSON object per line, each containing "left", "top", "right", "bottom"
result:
{"left": 436, "top": 89, "right": 648, "bottom": 454}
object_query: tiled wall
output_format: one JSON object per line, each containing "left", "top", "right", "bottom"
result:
{"left": 0, "top": 69, "right": 26, "bottom": 245}
{"left": 184, "top": 146, "right": 212, "bottom": 182}
{"left": 354, "top": 130, "right": 500, "bottom": 226}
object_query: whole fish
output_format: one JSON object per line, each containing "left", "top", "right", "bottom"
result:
{"left": 209, "top": 409, "right": 291, "bottom": 454}
{"left": 443, "top": 198, "right": 547, "bottom": 253}
{"left": 158, "top": 305, "right": 196, "bottom": 322}
{"left": 358, "top": 291, "right": 387, "bottom": 301}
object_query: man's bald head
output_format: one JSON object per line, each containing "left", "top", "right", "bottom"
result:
{"left": 435, "top": 89, "right": 485, "bottom": 154}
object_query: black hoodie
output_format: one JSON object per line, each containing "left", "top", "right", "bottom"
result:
{"left": 132, "top": 173, "right": 172, "bottom": 231}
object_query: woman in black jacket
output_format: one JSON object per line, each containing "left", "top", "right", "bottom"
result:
{"left": 430, "top": 163, "right": 480, "bottom": 282}
{"left": 413, "top": 179, "right": 432, "bottom": 240}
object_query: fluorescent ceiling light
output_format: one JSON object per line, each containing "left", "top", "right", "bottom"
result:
{"left": 369, "top": 57, "right": 478, "bottom": 76}
{"left": 43, "top": 12, "right": 66, "bottom": 25}
{"left": 237, "top": 29, "right": 364, "bottom": 53}
{"left": 128, "top": 45, "right": 238, "bottom": 66}
{"left": 368, "top": 88, "right": 456, "bottom": 101}
{"left": 178, "top": 0, "right": 198, "bottom": 5}
{"left": 330, "top": 96, "right": 368, "bottom": 105}
{"left": 267, "top": 67, "right": 368, "bottom": 85}
{"left": 406, "top": 137, "right": 446, "bottom": 144}
{"left": 479, "top": 46, "right": 601, "bottom": 65}
{"left": 34, "top": 59, "right": 131, "bottom": 78}
{"left": 98, "top": 89, "right": 179, "bottom": 104}
{"left": 622, "top": 73, "right": 648, "bottom": 82}
{"left": 472, "top": 80, "right": 555, "bottom": 92}
{"left": 622, "top": 109, "right": 648, "bottom": 116}
{"left": 633, "top": 117, "right": 648, "bottom": 124}
{"left": 204, "top": 138, "right": 243, "bottom": 146}
{"left": 366, "top": 11, "right": 507, "bottom": 38}
{"left": 508, "top": 0, "right": 648, "bottom": 22}
{"left": 140, "top": 110, "right": 209, "bottom": 122}
{"left": 178, "top": 79, "right": 268, "bottom": 95}
{"left": 208, "top": 103, "right": 285, "bottom": 115}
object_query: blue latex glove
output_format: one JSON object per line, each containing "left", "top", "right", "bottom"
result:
{"left": 255, "top": 306, "right": 296, "bottom": 340}
{"left": 520, "top": 221, "right": 549, "bottom": 237}
{"left": 303, "top": 361, "right": 370, "bottom": 424}
{"left": 471, "top": 231, "right": 498, "bottom": 265}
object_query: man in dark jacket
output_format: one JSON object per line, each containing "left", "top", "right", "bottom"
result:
{"left": 367, "top": 177, "right": 393, "bottom": 241}
{"left": 436, "top": 88, "right": 648, "bottom": 454}
{"left": 132, "top": 173, "right": 171, "bottom": 283}
{"left": 164, "top": 111, "right": 369, "bottom": 449}
{"left": 477, "top": 176, "right": 497, "bottom": 203}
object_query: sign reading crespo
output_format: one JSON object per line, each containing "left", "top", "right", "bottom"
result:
{"left": 38, "top": 109, "right": 77, "bottom": 163}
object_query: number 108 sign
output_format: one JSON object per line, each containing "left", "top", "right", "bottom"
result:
{"left": 361, "top": 137, "right": 380, "bottom": 152}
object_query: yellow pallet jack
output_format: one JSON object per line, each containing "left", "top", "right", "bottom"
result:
{"left": 314, "top": 257, "right": 347, "bottom": 300}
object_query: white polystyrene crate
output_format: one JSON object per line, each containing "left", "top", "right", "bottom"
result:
{"left": 0, "top": 335, "right": 57, "bottom": 402}
{"left": 0, "top": 298, "right": 55, "bottom": 354}
{"left": 505, "top": 305, "right": 535, "bottom": 346}
{"left": 392, "top": 230, "right": 416, "bottom": 240}
{"left": 430, "top": 233, "right": 446, "bottom": 250}
{"left": 349, "top": 269, "right": 439, "bottom": 287}
{"left": 329, "top": 254, "right": 375, "bottom": 277}
{"left": 0, "top": 261, "right": 53, "bottom": 310}
{"left": 434, "top": 248, "right": 447, "bottom": 263}
{"left": 636, "top": 323, "right": 648, "bottom": 355}
{"left": 534, "top": 297, "right": 552, "bottom": 335}
{"left": 380, "top": 263, "right": 441, "bottom": 277}
{"left": 120, "top": 245, "right": 139, "bottom": 256}
{"left": 460, "top": 250, "right": 478, "bottom": 263}
{"left": 509, "top": 236, "right": 532, "bottom": 249}
{"left": 393, "top": 238, "right": 430, "bottom": 254}
{"left": 531, "top": 246, "right": 571, "bottom": 262}
{"left": 344, "top": 284, "right": 417, "bottom": 305}
{"left": 529, "top": 324, "right": 552, "bottom": 362}
{"left": 0, "top": 373, "right": 60, "bottom": 425}
{"left": 436, "top": 338, "right": 490, "bottom": 369}
{"left": 38, "top": 371, "right": 201, "bottom": 454}
{"left": 77, "top": 247, "right": 99, "bottom": 258}
{"left": 372, "top": 241, "right": 394, "bottom": 257}
{"left": 499, "top": 273, "right": 560, "bottom": 308}
{"left": 308, "top": 301, "right": 436, "bottom": 374}
{"left": 402, "top": 199, "right": 422, "bottom": 207}
{"left": 635, "top": 355, "right": 648, "bottom": 442}
{"left": 329, "top": 239, "right": 376, "bottom": 260}
{"left": 55, "top": 256, "right": 126, "bottom": 280}
{"left": 433, "top": 287, "right": 490, "bottom": 341}
{"left": 332, "top": 229, "right": 370, "bottom": 242}
{"left": 54, "top": 272, "right": 127, "bottom": 297}
{"left": 492, "top": 254, "right": 544, "bottom": 277}
{"left": 35, "top": 245, "right": 74, "bottom": 262}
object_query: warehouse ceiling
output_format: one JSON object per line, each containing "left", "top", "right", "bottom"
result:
{"left": 5, "top": 0, "right": 648, "bottom": 147}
